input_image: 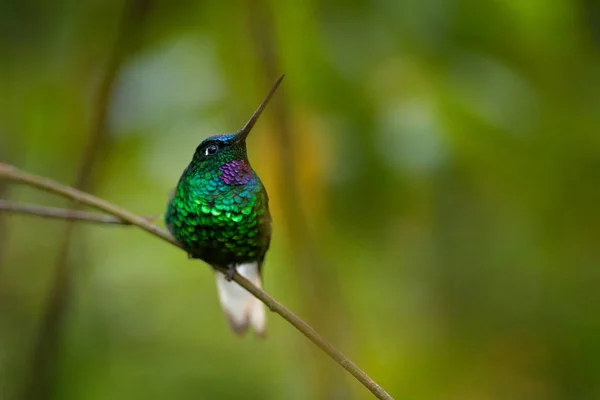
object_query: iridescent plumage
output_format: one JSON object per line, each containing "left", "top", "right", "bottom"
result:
{"left": 165, "top": 134, "right": 271, "bottom": 268}
{"left": 164, "top": 76, "right": 283, "bottom": 336}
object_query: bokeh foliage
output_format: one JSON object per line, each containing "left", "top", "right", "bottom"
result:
{"left": 1, "top": 0, "right": 599, "bottom": 399}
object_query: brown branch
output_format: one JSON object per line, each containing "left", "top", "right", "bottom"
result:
{"left": 0, "top": 200, "right": 158, "bottom": 225}
{"left": 0, "top": 162, "right": 394, "bottom": 400}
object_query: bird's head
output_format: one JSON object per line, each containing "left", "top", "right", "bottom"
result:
{"left": 187, "top": 75, "right": 284, "bottom": 182}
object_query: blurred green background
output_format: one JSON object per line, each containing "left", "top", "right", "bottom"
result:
{"left": 1, "top": 0, "right": 600, "bottom": 399}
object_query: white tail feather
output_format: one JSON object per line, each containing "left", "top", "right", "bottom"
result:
{"left": 215, "top": 262, "right": 266, "bottom": 336}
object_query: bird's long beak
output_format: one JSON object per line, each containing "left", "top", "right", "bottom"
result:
{"left": 235, "top": 75, "right": 284, "bottom": 143}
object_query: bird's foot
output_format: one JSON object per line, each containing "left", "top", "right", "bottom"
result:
{"left": 225, "top": 265, "right": 237, "bottom": 282}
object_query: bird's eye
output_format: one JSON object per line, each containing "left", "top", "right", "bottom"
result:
{"left": 205, "top": 144, "right": 219, "bottom": 156}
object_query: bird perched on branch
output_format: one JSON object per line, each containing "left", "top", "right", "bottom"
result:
{"left": 164, "top": 76, "right": 283, "bottom": 336}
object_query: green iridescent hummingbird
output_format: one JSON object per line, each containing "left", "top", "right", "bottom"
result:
{"left": 165, "top": 76, "right": 283, "bottom": 336}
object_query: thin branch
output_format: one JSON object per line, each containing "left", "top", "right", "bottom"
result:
{"left": 0, "top": 162, "right": 394, "bottom": 400}
{"left": 0, "top": 200, "right": 158, "bottom": 225}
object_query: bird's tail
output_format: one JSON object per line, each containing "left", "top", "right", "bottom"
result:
{"left": 215, "top": 262, "right": 266, "bottom": 336}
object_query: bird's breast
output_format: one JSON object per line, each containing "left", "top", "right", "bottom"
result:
{"left": 165, "top": 182, "right": 270, "bottom": 265}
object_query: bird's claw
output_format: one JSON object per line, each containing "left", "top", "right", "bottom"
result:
{"left": 225, "top": 266, "right": 236, "bottom": 282}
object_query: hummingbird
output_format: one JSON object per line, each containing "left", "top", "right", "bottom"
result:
{"left": 164, "top": 76, "right": 283, "bottom": 336}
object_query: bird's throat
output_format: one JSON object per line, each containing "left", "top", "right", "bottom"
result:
{"left": 219, "top": 160, "right": 253, "bottom": 186}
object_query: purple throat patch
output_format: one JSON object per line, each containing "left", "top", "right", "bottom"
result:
{"left": 219, "top": 160, "right": 252, "bottom": 185}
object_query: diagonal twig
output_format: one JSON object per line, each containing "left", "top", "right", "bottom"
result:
{"left": 0, "top": 162, "right": 394, "bottom": 400}
{"left": 0, "top": 200, "right": 158, "bottom": 225}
